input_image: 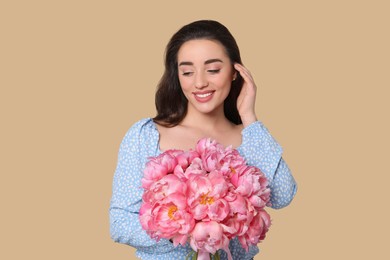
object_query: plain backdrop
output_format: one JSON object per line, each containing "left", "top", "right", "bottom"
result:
{"left": 1, "top": 0, "right": 389, "bottom": 259}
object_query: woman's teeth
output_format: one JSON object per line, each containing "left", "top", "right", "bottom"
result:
{"left": 196, "top": 93, "right": 212, "bottom": 98}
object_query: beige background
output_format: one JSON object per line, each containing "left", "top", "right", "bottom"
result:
{"left": 1, "top": 0, "right": 389, "bottom": 259}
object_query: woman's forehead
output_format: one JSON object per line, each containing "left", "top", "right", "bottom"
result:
{"left": 177, "top": 39, "right": 229, "bottom": 63}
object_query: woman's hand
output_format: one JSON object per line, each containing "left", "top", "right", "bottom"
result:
{"left": 234, "top": 63, "right": 258, "bottom": 127}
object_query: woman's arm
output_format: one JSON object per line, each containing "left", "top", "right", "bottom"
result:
{"left": 235, "top": 63, "right": 297, "bottom": 208}
{"left": 109, "top": 120, "right": 174, "bottom": 254}
{"left": 239, "top": 121, "right": 297, "bottom": 209}
{"left": 268, "top": 158, "right": 297, "bottom": 209}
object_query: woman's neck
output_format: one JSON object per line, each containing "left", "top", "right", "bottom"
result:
{"left": 156, "top": 107, "right": 243, "bottom": 151}
{"left": 180, "top": 108, "right": 234, "bottom": 132}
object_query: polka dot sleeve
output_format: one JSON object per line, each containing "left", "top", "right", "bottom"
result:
{"left": 109, "top": 119, "right": 176, "bottom": 255}
{"left": 238, "top": 121, "right": 297, "bottom": 209}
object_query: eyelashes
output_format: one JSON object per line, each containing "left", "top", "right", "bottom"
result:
{"left": 181, "top": 69, "right": 221, "bottom": 76}
{"left": 207, "top": 69, "right": 221, "bottom": 74}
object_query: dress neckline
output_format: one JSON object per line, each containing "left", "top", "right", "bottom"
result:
{"left": 148, "top": 118, "right": 244, "bottom": 154}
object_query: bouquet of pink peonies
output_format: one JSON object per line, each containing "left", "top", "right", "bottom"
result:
{"left": 139, "top": 138, "right": 271, "bottom": 260}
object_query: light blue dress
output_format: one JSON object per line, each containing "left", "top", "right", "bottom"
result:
{"left": 110, "top": 118, "right": 297, "bottom": 259}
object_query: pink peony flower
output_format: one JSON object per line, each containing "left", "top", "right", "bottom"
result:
{"left": 143, "top": 192, "right": 195, "bottom": 245}
{"left": 190, "top": 221, "right": 232, "bottom": 260}
{"left": 187, "top": 171, "right": 230, "bottom": 222}
{"left": 238, "top": 209, "right": 271, "bottom": 251}
{"left": 231, "top": 165, "right": 271, "bottom": 209}
{"left": 223, "top": 194, "right": 255, "bottom": 239}
{"left": 195, "top": 138, "right": 221, "bottom": 155}
{"left": 142, "top": 151, "right": 179, "bottom": 189}
{"left": 218, "top": 146, "right": 247, "bottom": 177}
{"left": 142, "top": 174, "right": 187, "bottom": 205}
{"left": 139, "top": 201, "right": 155, "bottom": 233}
{"left": 196, "top": 138, "right": 226, "bottom": 172}
{"left": 175, "top": 157, "right": 206, "bottom": 181}
{"left": 175, "top": 150, "right": 200, "bottom": 169}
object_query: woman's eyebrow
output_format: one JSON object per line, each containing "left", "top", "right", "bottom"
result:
{"left": 178, "top": 61, "right": 193, "bottom": 66}
{"left": 178, "top": 59, "right": 224, "bottom": 66}
{"left": 204, "top": 58, "right": 223, "bottom": 65}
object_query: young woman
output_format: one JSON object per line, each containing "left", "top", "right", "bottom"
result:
{"left": 110, "top": 20, "right": 297, "bottom": 260}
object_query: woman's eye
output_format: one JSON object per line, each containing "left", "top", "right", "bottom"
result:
{"left": 182, "top": 72, "right": 193, "bottom": 76}
{"left": 207, "top": 69, "right": 220, "bottom": 74}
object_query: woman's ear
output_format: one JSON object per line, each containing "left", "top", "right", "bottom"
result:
{"left": 232, "top": 70, "right": 237, "bottom": 81}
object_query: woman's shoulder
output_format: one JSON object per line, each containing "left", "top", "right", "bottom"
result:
{"left": 122, "top": 118, "right": 159, "bottom": 142}
{"left": 118, "top": 118, "right": 160, "bottom": 154}
{"left": 129, "top": 117, "right": 155, "bottom": 130}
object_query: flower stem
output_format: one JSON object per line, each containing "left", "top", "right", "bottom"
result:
{"left": 210, "top": 251, "right": 220, "bottom": 260}
{"left": 185, "top": 251, "right": 195, "bottom": 260}
{"left": 187, "top": 250, "right": 220, "bottom": 259}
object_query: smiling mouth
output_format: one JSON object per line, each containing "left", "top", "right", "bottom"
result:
{"left": 192, "top": 91, "right": 215, "bottom": 103}
{"left": 195, "top": 92, "right": 213, "bottom": 98}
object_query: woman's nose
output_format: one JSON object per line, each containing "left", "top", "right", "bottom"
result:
{"left": 194, "top": 72, "right": 208, "bottom": 89}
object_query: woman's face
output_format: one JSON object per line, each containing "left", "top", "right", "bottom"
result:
{"left": 177, "top": 39, "right": 236, "bottom": 116}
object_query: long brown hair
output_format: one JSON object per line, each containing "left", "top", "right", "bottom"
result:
{"left": 153, "top": 20, "right": 244, "bottom": 127}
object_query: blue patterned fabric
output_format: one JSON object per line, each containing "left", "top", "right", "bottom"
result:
{"left": 110, "top": 118, "right": 297, "bottom": 259}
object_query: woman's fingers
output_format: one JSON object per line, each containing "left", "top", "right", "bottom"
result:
{"left": 234, "top": 63, "right": 256, "bottom": 91}
{"left": 234, "top": 63, "right": 256, "bottom": 94}
{"left": 233, "top": 63, "right": 258, "bottom": 126}
{"left": 234, "top": 63, "right": 253, "bottom": 79}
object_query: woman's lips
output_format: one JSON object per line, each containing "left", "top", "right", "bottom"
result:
{"left": 193, "top": 91, "right": 215, "bottom": 103}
